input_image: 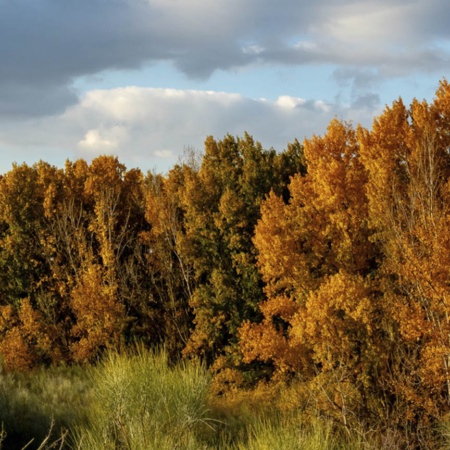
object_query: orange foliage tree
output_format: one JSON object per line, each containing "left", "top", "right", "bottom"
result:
{"left": 240, "top": 118, "right": 384, "bottom": 426}
{"left": 240, "top": 80, "right": 450, "bottom": 439}
{"left": 359, "top": 80, "right": 450, "bottom": 422}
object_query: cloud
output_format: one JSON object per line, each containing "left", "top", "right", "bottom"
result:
{"left": 0, "top": 86, "right": 381, "bottom": 173}
{"left": 78, "top": 126, "right": 128, "bottom": 153}
{"left": 2, "top": 0, "right": 450, "bottom": 117}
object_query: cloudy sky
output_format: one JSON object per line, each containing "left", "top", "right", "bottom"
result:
{"left": 0, "top": 0, "right": 449, "bottom": 174}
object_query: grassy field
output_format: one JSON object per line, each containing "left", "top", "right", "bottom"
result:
{"left": 0, "top": 347, "right": 447, "bottom": 449}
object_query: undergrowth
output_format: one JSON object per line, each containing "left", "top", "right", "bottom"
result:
{"left": 0, "top": 347, "right": 449, "bottom": 449}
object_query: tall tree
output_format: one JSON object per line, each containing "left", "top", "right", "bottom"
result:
{"left": 140, "top": 165, "right": 196, "bottom": 356}
{"left": 240, "top": 119, "right": 382, "bottom": 426}
{"left": 359, "top": 80, "right": 450, "bottom": 422}
{"left": 181, "top": 134, "right": 305, "bottom": 365}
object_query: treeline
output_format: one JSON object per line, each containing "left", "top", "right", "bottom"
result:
{"left": 3, "top": 80, "right": 450, "bottom": 442}
{"left": 0, "top": 132, "right": 303, "bottom": 370}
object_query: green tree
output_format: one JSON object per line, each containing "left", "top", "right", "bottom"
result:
{"left": 180, "top": 133, "right": 305, "bottom": 368}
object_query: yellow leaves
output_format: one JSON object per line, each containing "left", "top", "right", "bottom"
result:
{"left": 0, "top": 299, "right": 56, "bottom": 371}
{"left": 255, "top": 119, "right": 374, "bottom": 308}
{"left": 354, "top": 81, "right": 450, "bottom": 422}
{"left": 84, "top": 156, "right": 126, "bottom": 199}
{"left": 253, "top": 191, "right": 307, "bottom": 297}
{"left": 209, "top": 355, "right": 247, "bottom": 395}
{"left": 239, "top": 295, "right": 310, "bottom": 378}
{"left": 70, "top": 264, "right": 125, "bottom": 362}
{"left": 239, "top": 319, "right": 307, "bottom": 378}
{"left": 419, "top": 343, "right": 450, "bottom": 391}
{"left": 245, "top": 118, "right": 381, "bottom": 390}
{"left": 259, "top": 296, "right": 299, "bottom": 323}
{"left": 290, "top": 272, "right": 374, "bottom": 374}
{"left": 0, "top": 327, "right": 35, "bottom": 371}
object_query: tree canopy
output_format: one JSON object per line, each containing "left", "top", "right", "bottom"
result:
{"left": 2, "top": 79, "right": 450, "bottom": 442}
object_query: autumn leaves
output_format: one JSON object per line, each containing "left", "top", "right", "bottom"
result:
{"left": 1, "top": 80, "right": 450, "bottom": 436}
{"left": 241, "top": 81, "right": 450, "bottom": 431}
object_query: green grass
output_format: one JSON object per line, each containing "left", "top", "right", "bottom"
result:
{"left": 234, "top": 416, "right": 338, "bottom": 450}
{"left": 0, "top": 347, "right": 449, "bottom": 449}
{"left": 73, "top": 346, "right": 216, "bottom": 449}
{"left": 0, "top": 364, "right": 90, "bottom": 449}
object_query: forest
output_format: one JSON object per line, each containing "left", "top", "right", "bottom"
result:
{"left": 2, "top": 80, "right": 450, "bottom": 448}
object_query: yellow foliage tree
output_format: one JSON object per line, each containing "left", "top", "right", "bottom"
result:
{"left": 359, "top": 80, "right": 450, "bottom": 419}
{"left": 240, "top": 118, "right": 383, "bottom": 427}
{"left": 70, "top": 264, "right": 125, "bottom": 362}
{"left": 0, "top": 299, "right": 59, "bottom": 371}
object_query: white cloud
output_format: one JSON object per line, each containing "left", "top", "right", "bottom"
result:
{"left": 154, "top": 149, "right": 175, "bottom": 159}
{"left": 0, "top": 86, "right": 380, "bottom": 173}
{"left": 78, "top": 126, "right": 128, "bottom": 153}
{"left": 276, "top": 95, "right": 306, "bottom": 109}
{"left": 324, "top": 3, "right": 412, "bottom": 44}
{"left": 1, "top": 0, "right": 448, "bottom": 174}
{"left": 1, "top": 0, "right": 450, "bottom": 119}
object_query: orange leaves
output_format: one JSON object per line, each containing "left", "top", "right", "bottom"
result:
{"left": 70, "top": 264, "right": 124, "bottom": 363}
{"left": 253, "top": 192, "right": 307, "bottom": 298}
{"left": 292, "top": 272, "right": 374, "bottom": 373}
{"left": 0, "top": 299, "right": 57, "bottom": 371}
{"left": 240, "top": 321, "right": 294, "bottom": 369}
{"left": 239, "top": 271, "right": 378, "bottom": 384}
{"left": 254, "top": 119, "right": 374, "bottom": 302}
{"left": 0, "top": 327, "right": 35, "bottom": 372}
{"left": 242, "top": 118, "right": 380, "bottom": 390}
{"left": 239, "top": 295, "right": 303, "bottom": 374}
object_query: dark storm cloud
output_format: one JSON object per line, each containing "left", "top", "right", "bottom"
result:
{"left": 0, "top": 0, "right": 173, "bottom": 115}
{"left": 1, "top": 0, "right": 450, "bottom": 117}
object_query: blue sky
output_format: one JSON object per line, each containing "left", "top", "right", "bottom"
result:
{"left": 0, "top": 0, "right": 448, "bottom": 174}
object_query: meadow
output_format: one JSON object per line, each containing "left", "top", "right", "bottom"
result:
{"left": 0, "top": 346, "right": 448, "bottom": 450}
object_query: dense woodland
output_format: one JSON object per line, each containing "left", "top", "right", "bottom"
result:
{"left": 3, "top": 80, "right": 450, "bottom": 444}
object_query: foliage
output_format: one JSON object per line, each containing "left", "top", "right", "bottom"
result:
{"left": 3, "top": 79, "right": 450, "bottom": 444}
{"left": 240, "top": 80, "right": 450, "bottom": 443}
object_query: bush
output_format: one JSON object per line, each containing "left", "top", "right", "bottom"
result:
{"left": 74, "top": 346, "right": 216, "bottom": 449}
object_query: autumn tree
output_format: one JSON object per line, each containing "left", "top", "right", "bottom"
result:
{"left": 0, "top": 163, "right": 50, "bottom": 306}
{"left": 240, "top": 119, "right": 383, "bottom": 427}
{"left": 359, "top": 80, "right": 450, "bottom": 425}
{"left": 0, "top": 156, "right": 153, "bottom": 366}
{"left": 180, "top": 134, "right": 305, "bottom": 366}
{"left": 0, "top": 162, "right": 72, "bottom": 367}
{"left": 140, "top": 165, "right": 197, "bottom": 356}
{"left": 68, "top": 156, "right": 149, "bottom": 361}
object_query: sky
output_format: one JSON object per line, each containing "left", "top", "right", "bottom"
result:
{"left": 0, "top": 0, "right": 449, "bottom": 174}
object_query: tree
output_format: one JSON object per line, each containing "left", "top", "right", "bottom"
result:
{"left": 359, "top": 80, "right": 450, "bottom": 422}
{"left": 240, "top": 119, "right": 383, "bottom": 428}
{"left": 180, "top": 134, "right": 305, "bottom": 366}
{"left": 140, "top": 165, "right": 196, "bottom": 356}
{"left": 70, "top": 264, "right": 125, "bottom": 362}
{"left": 69, "top": 156, "right": 147, "bottom": 362}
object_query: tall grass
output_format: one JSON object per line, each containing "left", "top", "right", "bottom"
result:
{"left": 0, "top": 364, "right": 90, "bottom": 449}
{"left": 1, "top": 348, "right": 449, "bottom": 449}
{"left": 73, "top": 346, "right": 218, "bottom": 449}
{"left": 74, "top": 346, "right": 365, "bottom": 450}
{"left": 236, "top": 416, "right": 341, "bottom": 450}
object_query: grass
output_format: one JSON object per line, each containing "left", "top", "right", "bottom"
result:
{"left": 0, "top": 347, "right": 449, "bottom": 449}
{"left": 0, "top": 364, "right": 90, "bottom": 449}
{"left": 73, "top": 346, "right": 216, "bottom": 449}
